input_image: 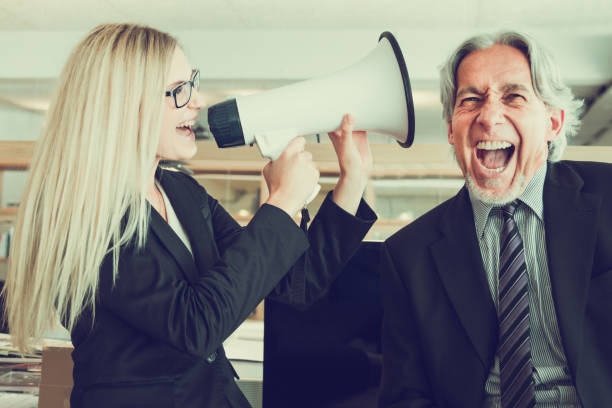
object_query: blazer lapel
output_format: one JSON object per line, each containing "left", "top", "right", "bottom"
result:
{"left": 148, "top": 204, "right": 200, "bottom": 282}
{"left": 430, "top": 188, "right": 498, "bottom": 368}
{"left": 158, "top": 170, "right": 219, "bottom": 275}
{"left": 543, "top": 162, "right": 601, "bottom": 376}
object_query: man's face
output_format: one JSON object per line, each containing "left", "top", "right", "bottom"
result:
{"left": 448, "top": 44, "right": 564, "bottom": 204}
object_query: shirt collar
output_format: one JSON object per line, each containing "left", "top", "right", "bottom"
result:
{"left": 469, "top": 164, "right": 547, "bottom": 238}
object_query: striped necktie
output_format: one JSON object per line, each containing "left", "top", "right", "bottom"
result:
{"left": 499, "top": 201, "right": 536, "bottom": 408}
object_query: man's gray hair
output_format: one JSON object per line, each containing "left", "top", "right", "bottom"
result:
{"left": 439, "top": 31, "right": 583, "bottom": 161}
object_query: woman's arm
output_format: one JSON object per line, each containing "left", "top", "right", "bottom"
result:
{"left": 268, "top": 114, "right": 377, "bottom": 305}
{"left": 329, "top": 114, "right": 373, "bottom": 215}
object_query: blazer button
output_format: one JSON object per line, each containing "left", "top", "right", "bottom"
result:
{"left": 206, "top": 352, "right": 217, "bottom": 363}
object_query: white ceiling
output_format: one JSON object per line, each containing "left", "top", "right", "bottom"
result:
{"left": 1, "top": 0, "right": 611, "bottom": 144}
{"left": 2, "top": 0, "right": 612, "bottom": 31}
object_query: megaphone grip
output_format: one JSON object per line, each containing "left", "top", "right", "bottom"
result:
{"left": 208, "top": 99, "right": 246, "bottom": 148}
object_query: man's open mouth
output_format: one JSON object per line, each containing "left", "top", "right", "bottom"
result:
{"left": 476, "top": 141, "right": 515, "bottom": 173}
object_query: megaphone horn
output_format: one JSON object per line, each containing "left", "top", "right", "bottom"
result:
{"left": 206, "top": 31, "right": 415, "bottom": 160}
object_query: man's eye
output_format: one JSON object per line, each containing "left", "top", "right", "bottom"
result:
{"left": 459, "top": 97, "right": 480, "bottom": 106}
{"left": 505, "top": 93, "right": 524, "bottom": 102}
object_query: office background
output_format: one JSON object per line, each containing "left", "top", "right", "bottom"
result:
{"left": 0, "top": 1, "right": 611, "bottom": 407}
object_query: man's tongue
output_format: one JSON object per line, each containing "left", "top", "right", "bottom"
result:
{"left": 480, "top": 149, "right": 509, "bottom": 169}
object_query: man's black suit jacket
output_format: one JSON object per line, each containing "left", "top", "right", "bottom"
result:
{"left": 379, "top": 160, "right": 612, "bottom": 408}
{"left": 69, "top": 168, "right": 375, "bottom": 408}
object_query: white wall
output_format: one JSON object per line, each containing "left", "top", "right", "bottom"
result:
{"left": 2, "top": 29, "right": 612, "bottom": 82}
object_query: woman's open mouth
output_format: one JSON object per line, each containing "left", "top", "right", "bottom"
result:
{"left": 475, "top": 140, "right": 515, "bottom": 173}
{"left": 176, "top": 119, "right": 195, "bottom": 137}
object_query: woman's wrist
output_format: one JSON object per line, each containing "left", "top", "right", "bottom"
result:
{"left": 332, "top": 173, "right": 368, "bottom": 215}
{"left": 265, "top": 193, "right": 300, "bottom": 218}
{"left": 339, "top": 169, "right": 369, "bottom": 193}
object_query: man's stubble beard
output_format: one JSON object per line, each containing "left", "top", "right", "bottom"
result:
{"left": 464, "top": 172, "right": 527, "bottom": 205}
{"left": 451, "top": 146, "right": 527, "bottom": 205}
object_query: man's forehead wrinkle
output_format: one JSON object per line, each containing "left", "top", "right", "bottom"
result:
{"left": 457, "top": 83, "right": 530, "bottom": 98}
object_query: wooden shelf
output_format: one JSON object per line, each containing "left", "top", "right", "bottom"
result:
{"left": 0, "top": 207, "right": 18, "bottom": 223}
{"left": 0, "top": 141, "right": 35, "bottom": 170}
{"left": 1, "top": 140, "right": 611, "bottom": 243}
{"left": 1, "top": 140, "right": 611, "bottom": 173}
{"left": 0, "top": 259, "right": 6, "bottom": 280}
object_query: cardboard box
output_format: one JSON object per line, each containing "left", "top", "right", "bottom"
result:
{"left": 38, "top": 345, "right": 73, "bottom": 408}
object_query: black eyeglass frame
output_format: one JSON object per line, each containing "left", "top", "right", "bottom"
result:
{"left": 165, "top": 69, "right": 200, "bottom": 109}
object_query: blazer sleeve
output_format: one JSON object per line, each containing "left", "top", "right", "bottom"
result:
{"left": 379, "top": 243, "right": 438, "bottom": 408}
{"left": 211, "top": 189, "right": 376, "bottom": 306}
{"left": 97, "top": 202, "right": 310, "bottom": 359}
{"left": 267, "top": 191, "right": 377, "bottom": 305}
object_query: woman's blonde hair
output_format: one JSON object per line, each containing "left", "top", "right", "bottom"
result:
{"left": 3, "top": 23, "right": 178, "bottom": 353}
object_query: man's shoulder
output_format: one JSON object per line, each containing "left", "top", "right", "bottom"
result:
{"left": 556, "top": 159, "right": 612, "bottom": 174}
{"left": 551, "top": 160, "right": 612, "bottom": 193}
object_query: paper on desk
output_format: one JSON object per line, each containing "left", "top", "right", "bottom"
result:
{"left": 224, "top": 320, "right": 264, "bottom": 362}
{"left": 0, "top": 393, "right": 38, "bottom": 408}
{"left": 0, "top": 334, "right": 41, "bottom": 359}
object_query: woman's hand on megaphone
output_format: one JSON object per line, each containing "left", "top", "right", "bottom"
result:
{"left": 263, "top": 136, "right": 320, "bottom": 217}
{"left": 328, "top": 114, "right": 373, "bottom": 215}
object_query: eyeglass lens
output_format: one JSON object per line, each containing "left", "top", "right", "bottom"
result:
{"left": 175, "top": 71, "right": 200, "bottom": 108}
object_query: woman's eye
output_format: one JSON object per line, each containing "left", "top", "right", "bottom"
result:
{"left": 174, "top": 85, "right": 185, "bottom": 95}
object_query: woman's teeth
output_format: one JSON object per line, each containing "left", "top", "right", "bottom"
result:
{"left": 177, "top": 119, "right": 195, "bottom": 130}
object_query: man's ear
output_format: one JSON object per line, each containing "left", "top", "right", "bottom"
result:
{"left": 547, "top": 108, "right": 565, "bottom": 142}
{"left": 447, "top": 122, "right": 454, "bottom": 145}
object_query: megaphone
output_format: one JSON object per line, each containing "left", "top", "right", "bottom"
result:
{"left": 206, "top": 31, "right": 415, "bottom": 160}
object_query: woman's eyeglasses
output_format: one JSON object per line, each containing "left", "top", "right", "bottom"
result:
{"left": 165, "top": 69, "right": 200, "bottom": 108}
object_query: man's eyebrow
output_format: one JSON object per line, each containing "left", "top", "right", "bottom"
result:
{"left": 501, "top": 83, "right": 530, "bottom": 93}
{"left": 456, "top": 86, "right": 483, "bottom": 98}
{"left": 456, "top": 83, "right": 531, "bottom": 99}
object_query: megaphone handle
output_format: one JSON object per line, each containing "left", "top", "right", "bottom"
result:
{"left": 254, "top": 129, "right": 297, "bottom": 162}
{"left": 254, "top": 130, "right": 321, "bottom": 206}
{"left": 305, "top": 183, "right": 321, "bottom": 206}
{"left": 300, "top": 183, "right": 320, "bottom": 232}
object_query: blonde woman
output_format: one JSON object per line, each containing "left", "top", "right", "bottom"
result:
{"left": 3, "top": 24, "right": 376, "bottom": 408}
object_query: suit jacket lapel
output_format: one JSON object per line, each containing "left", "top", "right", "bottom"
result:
{"left": 148, "top": 203, "right": 200, "bottom": 282}
{"left": 544, "top": 162, "right": 601, "bottom": 376}
{"left": 430, "top": 187, "right": 498, "bottom": 368}
{"left": 158, "top": 169, "right": 219, "bottom": 275}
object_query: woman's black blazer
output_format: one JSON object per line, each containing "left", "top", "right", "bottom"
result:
{"left": 69, "top": 168, "right": 376, "bottom": 408}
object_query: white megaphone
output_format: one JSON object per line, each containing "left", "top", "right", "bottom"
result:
{"left": 205, "top": 31, "right": 415, "bottom": 161}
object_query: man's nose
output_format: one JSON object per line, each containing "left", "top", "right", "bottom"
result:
{"left": 476, "top": 98, "right": 504, "bottom": 130}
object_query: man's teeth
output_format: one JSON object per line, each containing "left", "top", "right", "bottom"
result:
{"left": 476, "top": 140, "right": 512, "bottom": 150}
{"left": 476, "top": 141, "right": 513, "bottom": 172}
